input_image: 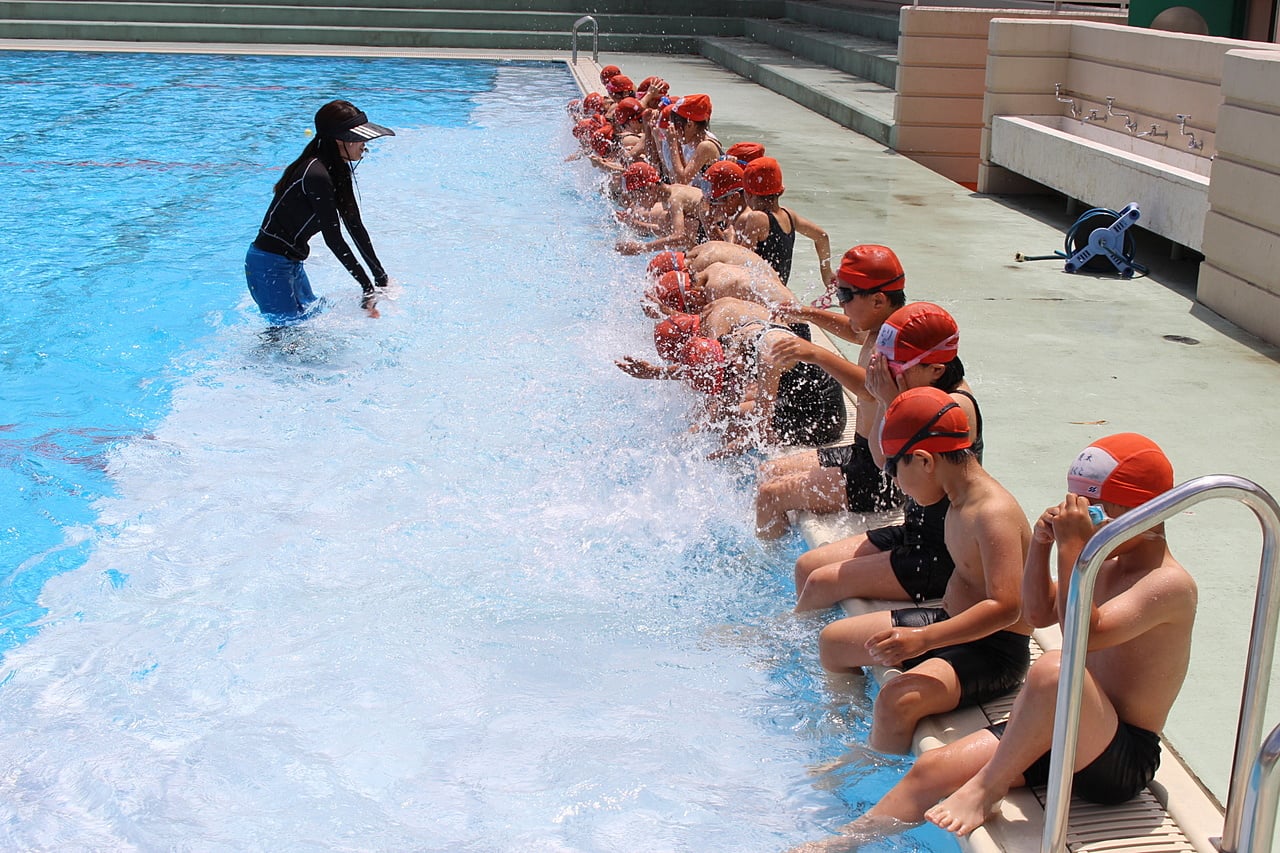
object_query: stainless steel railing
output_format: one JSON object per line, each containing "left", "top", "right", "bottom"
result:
{"left": 1041, "top": 474, "right": 1280, "bottom": 853}
{"left": 1237, "top": 719, "right": 1280, "bottom": 852}
{"left": 571, "top": 15, "right": 598, "bottom": 65}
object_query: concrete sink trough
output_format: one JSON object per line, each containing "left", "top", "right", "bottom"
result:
{"left": 989, "top": 114, "right": 1211, "bottom": 252}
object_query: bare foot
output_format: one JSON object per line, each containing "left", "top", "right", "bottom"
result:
{"left": 787, "top": 815, "right": 916, "bottom": 852}
{"left": 924, "top": 777, "right": 1005, "bottom": 836}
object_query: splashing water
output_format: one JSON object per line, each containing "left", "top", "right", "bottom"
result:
{"left": 0, "top": 53, "right": 958, "bottom": 852}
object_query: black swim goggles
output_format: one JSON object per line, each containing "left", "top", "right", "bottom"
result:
{"left": 882, "top": 401, "right": 969, "bottom": 478}
{"left": 834, "top": 273, "right": 905, "bottom": 305}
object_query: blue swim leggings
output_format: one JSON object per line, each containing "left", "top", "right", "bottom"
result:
{"left": 245, "top": 244, "right": 317, "bottom": 319}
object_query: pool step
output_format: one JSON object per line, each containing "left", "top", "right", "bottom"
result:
{"left": 700, "top": 35, "right": 896, "bottom": 147}
{"left": 743, "top": 18, "right": 897, "bottom": 89}
{"left": 698, "top": 0, "right": 899, "bottom": 147}
{"left": 0, "top": 1, "right": 750, "bottom": 35}
{"left": 0, "top": 18, "right": 707, "bottom": 50}
{"left": 782, "top": 0, "right": 901, "bottom": 42}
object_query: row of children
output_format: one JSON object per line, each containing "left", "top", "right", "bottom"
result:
{"left": 569, "top": 64, "right": 1198, "bottom": 850}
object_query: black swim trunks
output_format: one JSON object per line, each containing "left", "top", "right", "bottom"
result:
{"left": 815, "top": 433, "right": 903, "bottom": 513}
{"left": 989, "top": 719, "right": 1161, "bottom": 805}
{"left": 891, "top": 607, "right": 1030, "bottom": 707}
{"left": 866, "top": 497, "right": 953, "bottom": 603}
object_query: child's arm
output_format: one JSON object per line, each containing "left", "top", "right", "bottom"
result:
{"left": 866, "top": 509, "right": 1027, "bottom": 664}
{"left": 766, "top": 335, "right": 868, "bottom": 398}
{"left": 615, "top": 356, "right": 681, "bottom": 380}
{"left": 771, "top": 302, "right": 860, "bottom": 342}
{"left": 1022, "top": 506, "right": 1059, "bottom": 627}
{"left": 1051, "top": 495, "right": 1193, "bottom": 649}
{"left": 790, "top": 210, "right": 835, "bottom": 290}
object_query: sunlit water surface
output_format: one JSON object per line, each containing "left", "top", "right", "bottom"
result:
{"left": 0, "top": 52, "right": 958, "bottom": 852}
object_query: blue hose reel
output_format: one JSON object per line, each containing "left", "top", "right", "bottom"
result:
{"left": 1016, "top": 202, "right": 1149, "bottom": 278}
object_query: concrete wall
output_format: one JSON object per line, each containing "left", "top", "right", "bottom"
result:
{"left": 1198, "top": 48, "right": 1280, "bottom": 347}
{"left": 894, "top": 6, "right": 1121, "bottom": 188}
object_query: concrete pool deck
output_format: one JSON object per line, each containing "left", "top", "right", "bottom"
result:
{"left": 6, "top": 37, "right": 1278, "bottom": 848}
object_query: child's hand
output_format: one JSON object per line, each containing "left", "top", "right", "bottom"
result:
{"left": 865, "top": 627, "right": 926, "bottom": 666}
{"left": 615, "top": 356, "right": 661, "bottom": 379}
{"left": 1033, "top": 507, "right": 1057, "bottom": 544}
{"left": 865, "top": 354, "right": 900, "bottom": 404}
{"left": 1051, "top": 495, "right": 1096, "bottom": 547}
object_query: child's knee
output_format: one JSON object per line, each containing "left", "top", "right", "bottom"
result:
{"left": 1026, "top": 650, "right": 1062, "bottom": 692}
{"left": 755, "top": 477, "right": 786, "bottom": 510}
{"left": 876, "top": 674, "right": 937, "bottom": 726}
{"left": 794, "top": 549, "right": 825, "bottom": 581}
{"left": 817, "top": 624, "right": 853, "bottom": 670}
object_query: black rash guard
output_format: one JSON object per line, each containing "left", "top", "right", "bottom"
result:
{"left": 253, "top": 158, "right": 386, "bottom": 292}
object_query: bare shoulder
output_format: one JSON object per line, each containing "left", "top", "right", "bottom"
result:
{"left": 956, "top": 477, "right": 1030, "bottom": 557}
{"left": 674, "top": 184, "right": 704, "bottom": 206}
{"left": 1132, "top": 555, "right": 1198, "bottom": 613}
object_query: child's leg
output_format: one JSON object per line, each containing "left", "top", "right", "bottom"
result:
{"left": 925, "top": 650, "right": 1120, "bottom": 836}
{"left": 796, "top": 548, "right": 901, "bottom": 612}
{"left": 755, "top": 455, "right": 847, "bottom": 538}
{"left": 869, "top": 657, "right": 962, "bottom": 754}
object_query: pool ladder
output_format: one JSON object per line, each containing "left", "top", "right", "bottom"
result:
{"left": 571, "top": 15, "right": 598, "bottom": 65}
{"left": 1042, "top": 474, "right": 1280, "bottom": 852}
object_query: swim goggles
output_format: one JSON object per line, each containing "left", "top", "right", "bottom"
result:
{"left": 882, "top": 401, "right": 969, "bottom": 478}
{"left": 814, "top": 273, "right": 907, "bottom": 309}
{"left": 879, "top": 332, "right": 960, "bottom": 377}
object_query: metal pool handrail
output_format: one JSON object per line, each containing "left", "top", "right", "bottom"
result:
{"left": 571, "top": 15, "right": 598, "bottom": 65}
{"left": 1040, "top": 474, "right": 1280, "bottom": 853}
{"left": 1236, "top": 719, "right": 1280, "bottom": 851}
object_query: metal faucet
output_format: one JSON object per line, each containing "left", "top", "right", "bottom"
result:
{"left": 1137, "top": 123, "right": 1167, "bottom": 139}
{"left": 1176, "top": 114, "right": 1205, "bottom": 150}
{"left": 1054, "top": 83, "right": 1080, "bottom": 119}
{"left": 1081, "top": 108, "right": 1105, "bottom": 123}
{"left": 1106, "top": 97, "right": 1138, "bottom": 133}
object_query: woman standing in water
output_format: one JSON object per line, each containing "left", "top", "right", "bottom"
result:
{"left": 246, "top": 100, "right": 395, "bottom": 320}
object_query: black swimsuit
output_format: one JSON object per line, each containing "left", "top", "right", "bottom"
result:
{"left": 866, "top": 389, "right": 986, "bottom": 602}
{"left": 253, "top": 158, "right": 386, "bottom": 291}
{"left": 892, "top": 607, "right": 1030, "bottom": 706}
{"left": 753, "top": 209, "right": 796, "bottom": 284}
{"left": 724, "top": 322, "right": 847, "bottom": 446}
{"left": 991, "top": 719, "right": 1161, "bottom": 805}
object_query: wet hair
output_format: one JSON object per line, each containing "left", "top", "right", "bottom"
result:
{"left": 669, "top": 113, "right": 710, "bottom": 135}
{"left": 902, "top": 447, "right": 975, "bottom": 469}
{"left": 273, "top": 100, "right": 360, "bottom": 222}
{"left": 939, "top": 448, "right": 975, "bottom": 466}
{"left": 933, "top": 356, "right": 965, "bottom": 392}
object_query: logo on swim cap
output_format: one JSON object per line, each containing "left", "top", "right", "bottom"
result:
{"left": 1067, "top": 449, "right": 1115, "bottom": 499}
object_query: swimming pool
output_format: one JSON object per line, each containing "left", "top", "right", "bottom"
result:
{"left": 0, "top": 50, "right": 960, "bottom": 851}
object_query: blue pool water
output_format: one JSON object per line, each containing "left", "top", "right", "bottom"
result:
{"left": 0, "top": 51, "right": 959, "bottom": 851}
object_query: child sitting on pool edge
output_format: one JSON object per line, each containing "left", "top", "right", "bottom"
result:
{"left": 792, "top": 433, "right": 1195, "bottom": 851}
{"left": 816, "top": 385, "right": 1032, "bottom": 756}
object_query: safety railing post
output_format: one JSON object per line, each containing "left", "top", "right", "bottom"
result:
{"left": 1039, "top": 475, "right": 1280, "bottom": 853}
{"left": 571, "top": 15, "right": 598, "bottom": 66}
{"left": 1236, "top": 721, "right": 1280, "bottom": 852}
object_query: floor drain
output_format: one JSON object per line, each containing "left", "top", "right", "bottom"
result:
{"left": 1163, "top": 334, "right": 1200, "bottom": 345}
